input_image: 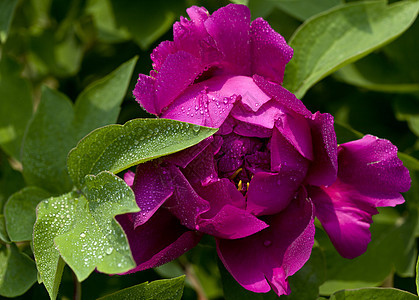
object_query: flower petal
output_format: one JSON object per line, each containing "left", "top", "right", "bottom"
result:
{"left": 163, "top": 164, "right": 210, "bottom": 230}
{"left": 204, "top": 4, "right": 251, "bottom": 74}
{"left": 155, "top": 51, "right": 202, "bottom": 114}
{"left": 129, "top": 162, "right": 173, "bottom": 228}
{"left": 123, "top": 170, "right": 135, "bottom": 187}
{"left": 305, "top": 112, "right": 338, "bottom": 186}
{"left": 150, "top": 41, "right": 177, "bottom": 72}
{"left": 217, "top": 189, "right": 315, "bottom": 296}
{"left": 231, "top": 100, "right": 284, "bottom": 129}
{"left": 133, "top": 74, "right": 158, "bottom": 115}
{"left": 338, "top": 135, "right": 411, "bottom": 201}
{"left": 117, "top": 209, "right": 202, "bottom": 273}
{"left": 309, "top": 185, "right": 377, "bottom": 259}
{"left": 253, "top": 75, "right": 311, "bottom": 117}
{"left": 250, "top": 18, "right": 293, "bottom": 84}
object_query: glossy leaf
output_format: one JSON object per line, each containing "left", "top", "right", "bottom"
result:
{"left": 275, "top": 0, "right": 343, "bottom": 21}
{"left": 67, "top": 118, "right": 218, "bottom": 187}
{"left": 0, "top": 215, "right": 9, "bottom": 243}
{"left": 0, "top": 56, "right": 33, "bottom": 159}
{"left": 98, "top": 276, "right": 185, "bottom": 300}
{"left": 33, "top": 172, "right": 138, "bottom": 298}
{"left": 0, "top": 0, "right": 18, "bottom": 43}
{"left": 22, "top": 57, "right": 137, "bottom": 194}
{"left": 283, "top": 0, "right": 419, "bottom": 98}
{"left": 33, "top": 192, "right": 77, "bottom": 300}
{"left": 0, "top": 244, "right": 37, "bottom": 297}
{"left": 4, "top": 187, "right": 51, "bottom": 242}
{"left": 55, "top": 171, "right": 139, "bottom": 281}
{"left": 329, "top": 288, "right": 418, "bottom": 300}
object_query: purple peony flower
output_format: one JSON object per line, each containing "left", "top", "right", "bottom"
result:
{"left": 117, "top": 4, "right": 411, "bottom": 296}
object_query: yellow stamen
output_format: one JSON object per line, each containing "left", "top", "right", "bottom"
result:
{"left": 238, "top": 180, "right": 243, "bottom": 191}
{"left": 230, "top": 168, "right": 242, "bottom": 180}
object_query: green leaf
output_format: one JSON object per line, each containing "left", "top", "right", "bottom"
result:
{"left": 98, "top": 276, "right": 186, "bottom": 300}
{"left": 55, "top": 171, "right": 139, "bottom": 281}
{"left": 0, "top": 0, "right": 18, "bottom": 43}
{"left": 4, "top": 187, "right": 51, "bottom": 242}
{"left": 67, "top": 118, "right": 218, "bottom": 188}
{"left": 283, "top": 0, "right": 419, "bottom": 98}
{"left": 0, "top": 56, "right": 33, "bottom": 159}
{"left": 0, "top": 215, "right": 9, "bottom": 243}
{"left": 0, "top": 244, "right": 38, "bottom": 297}
{"left": 22, "top": 57, "right": 137, "bottom": 194}
{"left": 275, "top": 0, "right": 343, "bottom": 21}
{"left": 33, "top": 172, "right": 139, "bottom": 298}
{"left": 33, "top": 192, "right": 77, "bottom": 300}
{"left": 109, "top": 0, "right": 185, "bottom": 50}
{"left": 329, "top": 288, "right": 418, "bottom": 300}
{"left": 334, "top": 122, "right": 363, "bottom": 145}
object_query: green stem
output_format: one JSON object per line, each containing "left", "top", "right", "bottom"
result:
{"left": 72, "top": 270, "right": 81, "bottom": 300}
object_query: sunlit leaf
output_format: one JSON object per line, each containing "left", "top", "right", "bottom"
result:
{"left": 67, "top": 118, "right": 218, "bottom": 188}
{"left": 283, "top": 0, "right": 419, "bottom": 98}
{"left": 98, "top": 276, "right": 186, "bottom": 300}
{"left": 329, "top": 287, "right": 418, "bottom": 300}
{"left": 0, "top": 0, "right": 18, "bottom": 43}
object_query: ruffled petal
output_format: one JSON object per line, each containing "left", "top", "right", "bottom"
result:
{"left": 133, "top": 74, "right": 158, "bottom": 115}
{"left": 305, "top": 112, "right": 338, "bottom": 186}
{"left": 150, "top": 41, "right": 177, "bottom": 72}
{"left": 117, "top": 209, "right": 202, "bottom": 273}
{"left": 250, "top": 18, "right": 293, "bottom": 84}
{"left": 338, "top": 135, "right": 411, "bottom": 201}
{"left": 204, "top": 4, "right": 251, "bottom": 75}
{"left": 217, "top": 189, "right": 315, "bottom": 296}
{"left": 309, "top": 185, "right": 377, "bottom": 259}
{"left": 234, "top": 122, "right": 272, "bottom": 138}
{"left": 155, "top": 51, "right": 202, "bottom": 114}
{"left": 167, "top": 136, "right": 214, "bottom": 168}
{"left": 253, "top": 75, "right": 311, "bottom": 117}
{"left": 129, "top": 162, "right": 173, "bottom": 228}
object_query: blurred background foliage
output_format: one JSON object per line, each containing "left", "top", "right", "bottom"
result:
{"left": 0, "top": 0, "right": 419, "bottom": 299}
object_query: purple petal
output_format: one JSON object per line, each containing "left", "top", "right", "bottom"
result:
{"left": 275, "top": 111, "right": 313, "bottom": 160}
{"left": 195, "top": 179, "right": 268, "bottom": 239}
{"left": 150, "top": 41, "right": 177, "bottom": 72}
{"left": 253, "top": 75, "right": 311, "bottom": 117}
{"left": 309, "top": 185, "right": 378, "bottom": 259}
{"left": 133, "top": 74, "right": 158, "bottom": 115}
{"left": 234, "top": 122, "right": 272, "bottom": 138}
{"left": 231, "top": 100, "right": 284, "bottom": 129}
{"left": 204, "top": 4, "right": 251, "bottom": 75}
{"left": 117, "top": 209, "right": 202, "bottom": 273}
{"left": 167, "top": 136, "right": 214, "bottom": 168}
{"left": 305, "top": 112, "right": 338, "bottom": 186}
{"left": 337, "top": 135, "right": 411, "bottom": 201}
{"left": 123, "top": 170, "right": 135, "bottom": 187}
{"left": 217, "top": 189, "right": 315, "bottom": 296}
{"left": 129, "top": 162, "right": 173, "bottom": 228}
{"left": 163, "top": 164, "right": 210, "bottom": 230}
{"left": 155, "top": 51, "right": 202, "bottom": 114}
{"left": 250, "top": 18, "right": 293, "bottom": 84}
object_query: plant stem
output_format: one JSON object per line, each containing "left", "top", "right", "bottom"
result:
{"left": 72, "top": 270, "right": 81, "bottom": 300}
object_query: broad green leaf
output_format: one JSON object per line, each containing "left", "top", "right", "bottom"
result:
{"left": 22, "top": 57, "right": 137, "bottom": 194}
{"left": 394, "top": 95, "right": 419, "bottom": 137}
{"left": 283, "top": 0, "right": 419, "bottom": 98}
{"left": 98, "top": 276, "right": 186, "bottom": 300}
{"left": 4, "top": 187, "right": 51, "bottom": 242}
{"left": 329, "top": 288, "right": 418, "bottom": 300}
{"left": 318, "top": 209, "right": 418, "bottom": 295}
{"left": 67, "top": 118, "right": 218, "bottom": 188}
{"left": 55, "top": 171, "right": 139, "bottom": 281}
{"left": 275, "top": 0, "right": 343, "bottom": 21}
{"left": 0, "top": 56, "right": 33, "bottom": 159}
{"left": 0, "top": 244, "right": 37, "bottom": 297}
{"left": 0, "top": 0, "right": 18, "bottom": 43}
{"left": 109, "top": 0, "right": 185, "bottom": 50}
{"left": 33, "top": 192, "right": 77, "bottom": 300}
{"left": 283, "top": 247, "right": 326, "bottom": 300}
{"left": 399, "top": 153, "right": 419, "bottom": 209}
{"left": 0, "top": 150, "right": 25, "bottom": 210}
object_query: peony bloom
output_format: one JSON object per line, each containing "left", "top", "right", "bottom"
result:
{"left": 117, "top": 4, "right": 411, "bottom": 296}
